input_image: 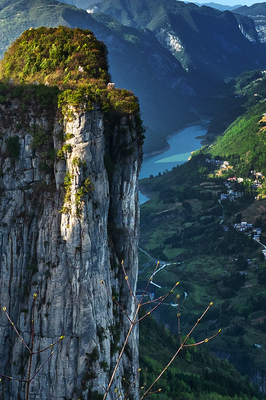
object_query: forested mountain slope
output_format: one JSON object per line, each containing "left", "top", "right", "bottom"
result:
{"left": 208, "top": 70, "right": 266, "bottom": 176}
{"left": 235, "top": 2, "right": 266, "bottom": 43}
{"left": 93, "top": 0, "right": 266, "bottom": 81}
{"left": 138, "top": 68, "right": 266, "bottom": 393}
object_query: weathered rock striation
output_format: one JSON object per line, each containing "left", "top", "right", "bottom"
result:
{"left": 0, "top": 87, "right": 143, "bottom": 399}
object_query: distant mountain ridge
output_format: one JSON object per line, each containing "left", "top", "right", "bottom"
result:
{"left": 92, "top": 0, "right": 266, "bottom": 79}
{"left": 234, "top": 2, "right": 266, "bottom": 43}
{"left": 195, "top": 2, "right": 242, "bottom": 11}
{"left": 61, "top": 0, "right": 99, "bottom": 6}
{"left": 62, "top": 0, "right": 243, "bottom": 12}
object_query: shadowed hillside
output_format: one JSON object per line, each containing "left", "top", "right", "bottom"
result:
{"left": 93, "top": 0, "right": 266, "bottom": 81}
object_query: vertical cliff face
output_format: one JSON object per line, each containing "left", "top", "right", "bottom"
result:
{"left": 0, "top": 87, "right": 143, "bottom": 399}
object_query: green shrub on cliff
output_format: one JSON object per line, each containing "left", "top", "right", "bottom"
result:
{"left": 0, "top": 26, "right": 110, "bottom": 86}
{"left": 0, "top": 26, "right": 143, "bottom": 117}
{"left": 57, "top": 82, "right": 141, "bottom": 116}
{"left": 6, "top": 136, "right": 20, "bottom": 161}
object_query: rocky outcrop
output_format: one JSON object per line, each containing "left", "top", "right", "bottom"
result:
{"left": 0, "top": 94, "right": 142, "bottom": 399}
{"left": 234, "top": 3, "right": 266, "bottom": 43}
{"left": 251, "top": 368, "right": 266, "bottom": 393}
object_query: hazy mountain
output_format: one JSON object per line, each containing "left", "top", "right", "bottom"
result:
{"left": 234, "top": 2, "right": 266, "bottom": 43}
{"left": 92, "top": 0, "right": 266, "bottom": 81}
{"left": 88, "top": 12, "right": 200, "bottom": 154}
{"left": 195, "top": 2, "right": 242, "bottom": 11}
{"left": 61, "top": 0, "right": 101, "bottom": 7}
{"left": 62, "top": 0, "right": 243, "bottom": 12}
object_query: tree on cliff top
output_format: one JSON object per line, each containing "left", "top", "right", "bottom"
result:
{"left": 0, "top": 26, "right": 144, "bottom": 118}
{"left": 0, "top": 26, "right": 110, "bottom": 87}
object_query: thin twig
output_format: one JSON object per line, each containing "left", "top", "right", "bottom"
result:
{"left": 140, "top": 294, "right": 168, "bottom": 306}
{"left": 0, "top": 374, "right": 27, "bottom": 383}
{"left": 177, "top": 294, "right": 181, "bottom": 345}
{"left": 140, "top": 302, "right": 221, "bottom": 400}
{"left": 138, "top": 261, "right": 160, "bottom": 306}
{"left": 136, "top": 281, "right": 179, "bottom": 324}
{"left": 103, "top": 307, "right": 139, "bottom": 400}
{"left": 103, "top": 262, "right": 179, "bottom": 399}
{"left": 1, "top": 293, "right": 64, "bottom": 400}
{"left": 32, "top": 336, "right": 65, "bottom": 354}
{"left": 30, "top": 351, "right": 54, "bottom": 382}
{"left": 122, "top": 367, "right": 141, "bottom": 400}
{"left": 183, "top": 330, "right": 221, "bottom": 347}
{"left": 100, "top": 280, "right": 132, "bottom": 323}
{"left": 121, "top": 260, "right": 138, "bottom": 305}
{"left": 2, "top": 308, "right": 31, "bottom": 353}
{"left": 26, "top": 293, "right": 37, "bottom": 400}
{"left": 102, "top": 260, "right": 219, "bottom": 400}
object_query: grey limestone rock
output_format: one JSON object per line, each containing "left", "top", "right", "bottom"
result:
{"left": 0, "top": 98, "right": 143, "bottom": 400}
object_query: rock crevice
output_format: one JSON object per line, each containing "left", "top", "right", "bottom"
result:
{"left": 0, "top": 98, "right": 142, "bottom": 400}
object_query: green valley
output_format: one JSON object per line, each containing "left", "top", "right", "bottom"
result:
{"left": 1, "top": 0, "right": 266, "bottom": 398}
{"left": 139, "top": 312, "right": 266, "bottom": 400}
{"left": 138, "top": 69, "right": 266, "bottom": 392}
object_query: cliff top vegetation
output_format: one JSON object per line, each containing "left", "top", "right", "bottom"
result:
{"left": 0, "top": 26, "right": 142, "bottom": 117}
{"left": 0, "top": 25, "right": 110, "bottom": 86}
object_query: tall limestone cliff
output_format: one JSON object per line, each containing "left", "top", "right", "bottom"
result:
{"left": 0, "top": 27, "right": 144, "bottom": 400}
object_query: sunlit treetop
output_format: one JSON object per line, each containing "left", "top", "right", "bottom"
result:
{"left": 0, "top": 26, "right": 110, "bottom": 87}
{"left": 0, "top": 26, "right": 143, "bottom": 120}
